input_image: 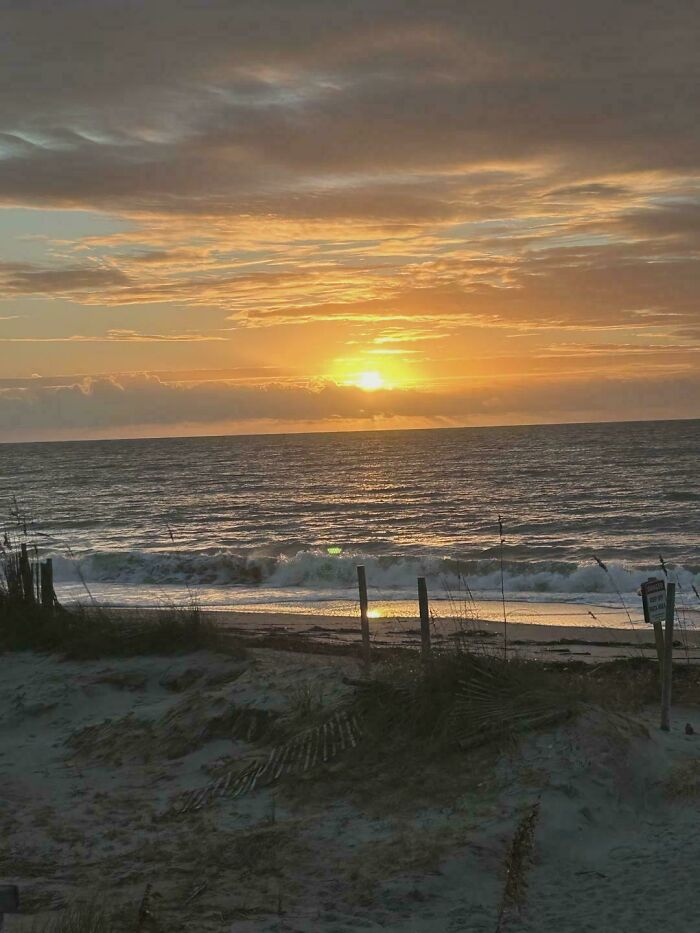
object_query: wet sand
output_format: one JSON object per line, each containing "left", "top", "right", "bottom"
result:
{"left": 205, "top": 608, "right": 700, "bottom": 664}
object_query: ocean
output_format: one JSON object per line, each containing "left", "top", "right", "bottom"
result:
{"left": 1, "top": 419, "right": 699, "bottom": 626}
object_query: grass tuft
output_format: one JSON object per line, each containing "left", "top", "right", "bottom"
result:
{"left": 495, "top": 802, "right": 540, "bottom": 931}
{"left": 664, "top": 758, "right": 700, "bottom": 798}
{"left": 0, "top": 598, "right": 235, "bottom": 659}
{"left": 29, "top": 902, "right": 114, "bottom": 933}
{"left": 354, "top": 649, "right": 580, "bottom": 752}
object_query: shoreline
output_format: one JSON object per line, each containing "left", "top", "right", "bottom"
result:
{"left": 54, "top": 583, "right": 699, "bottom": 627}
{"left": 111, "top": 606, "right": 700, "bottom": 664}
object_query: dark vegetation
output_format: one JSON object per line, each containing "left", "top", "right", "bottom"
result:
{"left": 0, "top": 499, "right": 249, "bottom": 659}
{"left": 0, "top": 526, "right": 226, "bottom": 659}
{"left": 0, "top": 597, "right": 224, "bottom": 659}
{"left": 28, "top": 901, "right": 114, "bottom": 933}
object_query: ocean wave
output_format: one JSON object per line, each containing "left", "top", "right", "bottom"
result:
{"left": 49, "top": 548, "right": 700, "bottom": 596}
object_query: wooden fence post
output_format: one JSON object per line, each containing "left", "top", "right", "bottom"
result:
{"left": 417, "top": 577, "right": 432, "bottom": 664}
{"left": 660, "top": 582, "right": 676, "bottom": 732}
{"left": 357, "top": 565, "right": 371, "bottom": 671}
{"left": 40, "top": 558, "right": 55, "bottom": 613}
{"left": 19, "top": 543, "right": 35, "bottom": 605}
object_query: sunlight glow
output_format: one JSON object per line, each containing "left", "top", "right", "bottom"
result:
{"left": 355, "top": 371, "right": 384, "bottom": 391}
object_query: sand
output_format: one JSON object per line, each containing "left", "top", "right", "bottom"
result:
{"left": 2, "top": 642, "right": 700, "bottom": 932}
{"left": 205, "top": 608, "right": 700, "bottom": 664}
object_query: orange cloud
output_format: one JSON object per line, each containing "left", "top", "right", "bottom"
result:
{"left": 0, "top": 1, "right": 698, "bottom": 437}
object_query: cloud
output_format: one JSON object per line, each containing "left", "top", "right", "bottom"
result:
{"left": 1, "top": 370, "right": 698, "bottom": 441}
{"left": 0, "top": 329, "right": 226, "bottom": 343}
{"left": 4, "top": 236, "right": 698, "bottom": 338}
{"left": 0, "top": 0, "right": 698, "bottom": 438}
{"left": 616, "top": 201, "right": 700, "bottom": 242}
{"left": 0, "top": 1, "right": 698, "bottom": 218}
{"left": 0, "top": 262, "right": 130, "bottom": 295}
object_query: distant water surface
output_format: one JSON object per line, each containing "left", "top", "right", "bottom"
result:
{"left": 1, "top": 420, "right": 698, "bottom": 621}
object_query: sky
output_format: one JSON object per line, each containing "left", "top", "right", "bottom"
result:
{"left": 1, "top": 0, "right": 699, "bottom": 441}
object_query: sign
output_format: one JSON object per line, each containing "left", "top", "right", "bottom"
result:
{"left": 641, "top": 578, "right": 666, "bottom": 625}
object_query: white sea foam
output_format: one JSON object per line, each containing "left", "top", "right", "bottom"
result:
{"left": 3, "top": 421, "right": 698, "bottom": 610}
{"left": 49, "top": 547, "right": 700, "bottom": 598}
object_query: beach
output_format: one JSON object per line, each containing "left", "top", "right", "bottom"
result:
{"left": 3, "top": 636, "right": 700, "bottom": 932}
{"left": 203, "top": 607, "right": 700, "bottom": 665}
{"left": 2, "top": 425, "right": 699, "bottom": 930}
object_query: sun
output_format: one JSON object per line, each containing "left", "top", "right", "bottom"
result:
{"left": 355, "top": 371, "right": 385, "bottom": 391}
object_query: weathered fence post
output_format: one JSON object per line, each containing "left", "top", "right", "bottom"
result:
{"left": 40, "top": 558, "right": 55, "bottom": 613}
{"left": 357, "top": 565, "right": 371, "bottom": 671}
{"left": 0, "top": 884, "right": 20, "bottom": 930}
{"left": 417, "top": 576, "right": 432, "bottom": 664}
{"left": 19, "top": 543, "right": 35, "bottom": 604}
{"left": 660, "top": 581, "right": 676, "bottom": 732}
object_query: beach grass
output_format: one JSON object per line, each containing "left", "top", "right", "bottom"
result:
{"left": 28, "top": 902, "right": 114, "bottom": 933}
{"left": 352, "top": 649, "right": 579, "bottom": 750}
{"left": 0, "top": 597, "right": 237, "bottom": 659}
{"left": 664, "top": 758, "right": 700, "bottom": 798}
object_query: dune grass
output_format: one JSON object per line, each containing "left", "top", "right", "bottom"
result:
{"left": 352, "top": 649, "right": 581, "bottom": 749}
{"left": 0, "top": 503, "right": 237, "bottom": 659}
{"left": 29, "top": 902, "right": 114, "bottom": 933}
{"left": 494, "top": 801, "right": 540, "bottom": 932}
{"left": 0, "top": 597, "right": 233, "bottom": 659}
{"left": 664, "top": 758, "right": 700, "bottom": 799}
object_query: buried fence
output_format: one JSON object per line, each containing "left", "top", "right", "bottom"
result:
{"left": 1, "top": 539, "right": 58, "bottom": 614}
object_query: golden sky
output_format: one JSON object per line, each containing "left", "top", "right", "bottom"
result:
{"left": 1, "top": 1, "right": 699, "bottom": 440}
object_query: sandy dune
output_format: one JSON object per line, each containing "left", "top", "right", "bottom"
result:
{"left": 2, "top": 645, "right": 700, "bottom": 931}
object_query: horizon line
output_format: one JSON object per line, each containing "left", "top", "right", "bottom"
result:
{"left": 2, "top": 414, "right": 699, "bottom": 447}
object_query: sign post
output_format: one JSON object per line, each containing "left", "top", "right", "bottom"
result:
{"left": 0, "top": 884, "right": 19, "bottom": 930}
{"left": 660, "top": 582, "right": 676, "bottom": 732}
{"left": 641, "top": 578, "right": 666, "bottom": 669}
{"left": 417, "top": 576, "right": 432, "bottom": 664}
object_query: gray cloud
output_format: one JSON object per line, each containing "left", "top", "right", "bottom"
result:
{"left": 1, "top": 371, "right": 698, "bottom": 441}
{"left": 0, "top": 1, "right": 698, "bottom": 215}
{"left": 0, "top": 262, "right": 130, "bottom": 295}
{"left": 617, "top": 202, "right": 700, "bottom": 242}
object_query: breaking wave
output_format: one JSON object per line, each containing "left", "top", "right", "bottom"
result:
{"left": 50, "top": 548, "right": 700, "bottom": 597}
